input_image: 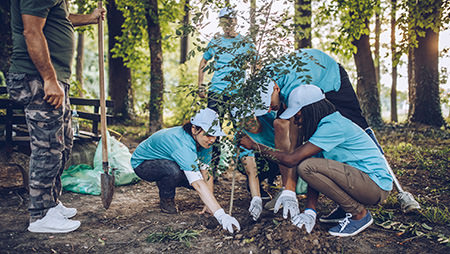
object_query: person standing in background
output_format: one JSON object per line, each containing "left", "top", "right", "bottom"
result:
{"left": 7, "top": 0, "right": 105, "bottom": 233}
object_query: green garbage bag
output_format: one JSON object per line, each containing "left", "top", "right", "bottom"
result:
{"left": 93, "top": 131, "right": 140, "bottom": 186}
{"left": 296, "top": 176, "right": 308, "bottom": 195}
{"left": 61, "top": 164, "right": 102, "bottom": 195}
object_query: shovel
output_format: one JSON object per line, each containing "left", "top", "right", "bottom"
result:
{"left": 384, "top": 158, "right": 420, "bottom": 213}
{"left": 98, "top": 0, "right": 114, "bottom": 209}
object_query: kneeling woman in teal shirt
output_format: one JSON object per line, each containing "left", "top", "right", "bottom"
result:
{"left": 240, "top": 85, "right": 392, "bottom": 237}
{"left": 131, "top": 108, "right": 240, "bottom": 234}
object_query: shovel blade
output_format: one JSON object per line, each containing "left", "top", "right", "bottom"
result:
{"left": 101, "top": 171, "right": 115, "bottom": 209}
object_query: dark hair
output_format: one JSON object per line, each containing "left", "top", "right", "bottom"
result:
{"left": 299, "top": 98, "right": 336, "bottom": 144}
{"left": 182, "top": 122, "right": 202, "bottom": 137}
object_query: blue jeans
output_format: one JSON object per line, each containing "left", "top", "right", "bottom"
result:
{"left": 133, "top": 159, "right": 192, "bottom": 199}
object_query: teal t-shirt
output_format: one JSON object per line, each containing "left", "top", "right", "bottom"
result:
{"left": 267, "top": 49, "right": 341, "bottom": 104}
{"left": 308, "top": 112, "right": 393, "bottom": 191}
{"left": 240, "top": 111, "right": 276, "bottom": 158}
{"left": 131, "top": 126, "right": 212, "bottom": 171}
{"left": 203, "top": 34, "right": 256, "bottom": 93}
{"left": 9, "top": 0, "right": 75, "bottom": 83}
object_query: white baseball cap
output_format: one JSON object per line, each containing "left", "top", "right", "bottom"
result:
{"left": 191, "top": 108, "right": 226, "bottom": 136}
{"left": 219, "top": 7, "right": 236, "bottom": 18}
{"left": 279, "top": 85, "right": 325, "bottom": 119}
{"left": 255, "top": 79, "right": 276, "bottom": 116}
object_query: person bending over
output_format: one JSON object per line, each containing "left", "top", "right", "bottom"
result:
{"left": 240, "top": 85, "right": 392, "bottom": 237}
{"left": 131, "top": 108, "right": 240, "bottom": 234}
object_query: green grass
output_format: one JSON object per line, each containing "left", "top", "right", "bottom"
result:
{"left": 146, "top": 227, "right": 201, "bottom": 247}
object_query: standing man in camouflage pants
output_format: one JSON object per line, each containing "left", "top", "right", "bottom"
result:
{"left": 7, "top": 0, "right": 105, "bottom": 233}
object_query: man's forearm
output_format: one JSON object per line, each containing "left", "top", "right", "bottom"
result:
{"left": 69, "top": 13, "right": 97, "bottom": 26}
{"left": 23, "top": 25, "right": 57, "bottom": 82}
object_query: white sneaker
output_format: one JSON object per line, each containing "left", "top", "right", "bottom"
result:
{"left": 55, "top": 202, "right": 77, "bottom": 218}
{"left": 28, "top": 207, "right": 81, "bottom": 233}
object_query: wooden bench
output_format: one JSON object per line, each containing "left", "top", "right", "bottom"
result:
{"left": 0, "top": 86, "right": 114, "bottom": 149}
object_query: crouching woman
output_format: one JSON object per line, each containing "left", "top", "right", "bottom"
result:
{"left": 240, "top": 85, "right": 393, "bottom": 237}
{"left": 131, "top": 108, "right": 240, "bottom": 234}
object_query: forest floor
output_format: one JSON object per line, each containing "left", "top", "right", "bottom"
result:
{"left": 0, "top": 124, "right": 449, "bottom": 254}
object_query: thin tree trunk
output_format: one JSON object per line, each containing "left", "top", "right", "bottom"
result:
{"left": 179, "top": 0, "right": 189, "bottom": 64}
{"left": 146, "top": 0, "right": 164, "bottom": 133}
{"left": 107, "top": 0, "right": 133, "bottom": 121}
{"left": 294, "top": 0, "right": 312, "bottom": 49}
{"left": 374, "top": 10, "right": 381, "bottom": 85}
{"left": 75, "top": 32, "right": 84, "bottom": 97}
{"left": 390, "top": 0, "right": 397, "bottom": 122}
{"left": 353, "top": 29, "right": 383, "bottom": 127}
{"left": 250, "top": 0, "right": 257, "bottom": 41}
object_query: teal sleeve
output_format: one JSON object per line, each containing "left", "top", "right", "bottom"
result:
{"left": 308, "top": 121, "right": 345, "bottom": 152}
{"left": 203, "top": 40, "right": 215, "bottom": 61}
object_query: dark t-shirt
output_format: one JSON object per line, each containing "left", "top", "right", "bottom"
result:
{"left": 9, "top": 0, "right": 75, "bottom": 83}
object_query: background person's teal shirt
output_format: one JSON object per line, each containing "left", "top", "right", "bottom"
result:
{"left": 308, "top": 112, "right": 393, "bottom": 191}
{"left": 203, "top": 34, "right": 255, "bottom": 93}
{"left": 240, "top": 111, "right": 276, "bottom": 158}
{"left": 131, "top": 126, "right": 211, "bottom": 171}
{"left": 267, "top": 49, "right": 341, "bottom": 104}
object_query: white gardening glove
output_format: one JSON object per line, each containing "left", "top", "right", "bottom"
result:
{"left": 291, "top": 209, "right": 317, "bottom": 233}
{"left": 214, "top": 208, "right": 241, "bottom": 234}
{"left": 274, "top": 190, "right": 299, "bottom": 219}
{"left": 248, "top": 196, "right": 263, "bottom": 221}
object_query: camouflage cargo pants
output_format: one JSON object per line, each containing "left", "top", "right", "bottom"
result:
{"left": 6, "top": 73, "right": 73, "bottom": 220}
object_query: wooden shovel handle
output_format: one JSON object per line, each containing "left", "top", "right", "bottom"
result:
{"left": 98, "top": 0, "right": 108, "bottom": 171}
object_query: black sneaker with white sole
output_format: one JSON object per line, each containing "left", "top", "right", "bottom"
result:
{"left": 319, "top": 206, "right": 347, "bottom": 223}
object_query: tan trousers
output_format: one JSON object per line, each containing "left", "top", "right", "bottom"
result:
{"left": 297, "top": 158, "right": 390, "bottom": 215}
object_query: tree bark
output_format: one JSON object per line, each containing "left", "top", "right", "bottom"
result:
{"left": 179, "top": 0, "right": 189, "bottom": 64}
{"left": 0, "top": 0, "right": 12, "bottom": 74}
{"left": 294, "top": 0, "right": 312, "bottom": 49}
{"left": 374, "top": 10, "right": 381, "bottom": 84}
{"left": 107, "top": 0, "right": 133, "bottom": 121}
{"left": 250, "top": 0, "right": 257, "bottom": 41}
{"left": 146, "top": 0, "right": 164, "bottom": 133}
{"left": 410, "top": 27, "right": 444, "bottom": 126}
{"left": 353, "top": 30, "right": 383, "bottom": 127}
{"left": 75, "top": 32, "right": 84, "bottom": 97}
{"left": 390, "top": 0, "right": 397, "bottom": 122}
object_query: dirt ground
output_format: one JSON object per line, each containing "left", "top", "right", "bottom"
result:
{"left": 1, "top": 128, "right": 449, "bottom": 254}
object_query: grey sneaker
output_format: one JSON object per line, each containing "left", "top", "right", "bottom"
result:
{"left": 264, "top": 187, "right": 284, "bottom": 211}
{"left": 28, "top": 207, "right": 81, "bottom": 233}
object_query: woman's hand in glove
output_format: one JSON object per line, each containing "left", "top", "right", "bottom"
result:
{"left": 249, "top": 196, "right": 263, "bottom": 221}
{"left": 214, "top": 208, "right": 241, "bottom": 234}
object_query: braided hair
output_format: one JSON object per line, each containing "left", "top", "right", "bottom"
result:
{"left": 299, "top": 98, "right": 336, "bottom": 144}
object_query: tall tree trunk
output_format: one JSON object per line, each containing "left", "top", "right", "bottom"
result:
{"left": 374, "top": 9, "right": 381, "bottom": 84}
{"left": 294, "top": 0, "right": 312, "bottom": 49}
{"left": 179, "top": 0, "right": 189, "bottom": 64}
{"left": 353, "top": 30, "right": 383, "bottom": 127}
{"left": 410, "top": 27, "right": 444, "bottom": 126}
{"left": 390, "top": 0, "right": 398, "bottom": 122}
{"left": 75, "top": 32, "right": 84, "bottom": 97}
{"left": 107, "top": 0, "right": 133, "bottom": 121}
{"left": 407, "top": 47, "right": 415, "bottom": 119}
{"left": 146, "top": 0, "right": 164, "bottom": 133}
{"left": 0, "top": 0, "right": 12, "bottom": 74}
